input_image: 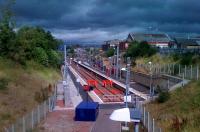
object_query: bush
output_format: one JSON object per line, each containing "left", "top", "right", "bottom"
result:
{"left": 0, "top": 78, "right": 9, "bottom": 90}
{"left": 33, "top": 47, "right": 48, "bottom": 66}
{"left": 47, "top": 50, "right": 61, "bottom": 67}
{"left": 106, "top": 48, "right": 115, "bottom": 57}
{"left": 157, "top": 91, "right": 170, "bottom": 103}
{"left": 125, "top": 41, "right": 157, "bottom": 59}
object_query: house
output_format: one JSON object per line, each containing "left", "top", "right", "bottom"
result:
{"left": 101, "top": 39, "right": 121, "bottom": 51}
{"left": 174, "top": 38, "right": 200, "bottom": 49}
{"left": 119, "top": 41, "right": 129, "bottom": 51}
{"left": 127, "top": 33, "right": 172, "bottom": 48}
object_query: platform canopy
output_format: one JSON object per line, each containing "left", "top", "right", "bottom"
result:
{"left": 109, "top": 108, "right": 141, "bottom": 123}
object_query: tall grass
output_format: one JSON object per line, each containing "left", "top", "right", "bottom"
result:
{"left": 146, "top": 80, "right": 200, "bottom": 132}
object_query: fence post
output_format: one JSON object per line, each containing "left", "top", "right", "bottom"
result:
{"left": 191, "top": 65, "right": 193, "bottom": 79}
{"left": 168, "top": 64, "right": 170, "bottom": 74}
{"left": 48, "top": 98, "right": 51, "bottom": 112}
{"left": 147, "top": 112, "right": 150, "bottom": 131}
{"left": 182, "top": 73, "right": 185, "bottom": 87}
{"left": 38, "top": 105, "right": 40, "bottom": 124}
{"left": 23, "top": 116, "right": 25, "bottom": 132}
{"left": 184, "top": 65, "right": 187, "bottom": 78}
{"left": 31, "top": 110, "right": 34, "bottom": 129}
{"left": 152, "top": 118, "right": 155, "bottom": 132}
{"left": 143, "top": 107, "right": 146, "bottom": 126}
{"left": 179, "top": 64, "right": 181, "bottom": 76}
{"left": 44, "top": 101, "right": 46, "bottom": 119}
{"left": 12, "top": 124, "right": 14, "bottom": 132}
{"left": 197, "top": 65, "right": 199, "bottom": 80}
{"left": 164, "top": 64, "right": 166, "bottom": 74}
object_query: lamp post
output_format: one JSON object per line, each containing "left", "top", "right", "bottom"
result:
{"left": 149, "top": 62, "right": 153, "bottom": 98}
{"left": 121, "top": 57, "right": 131, "bottom": 108}
{"left": 116, "top": 44, "right": 119, "bottom": 79}
{"left": 125, "top": 57, "right": 131, "bottom": 108}
{"left": 64, "top": 45, "right": 67, "bottom": 80}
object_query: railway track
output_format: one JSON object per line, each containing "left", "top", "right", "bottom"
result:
{"left": 71, "top": 62, "right": 124, "bottom": 102}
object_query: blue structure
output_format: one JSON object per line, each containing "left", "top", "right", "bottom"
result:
{"left": 130, "top": 109, "right": 141, "bottom": 132}
{"left": 75, "top": 101, "right": 99, "bottom": 121}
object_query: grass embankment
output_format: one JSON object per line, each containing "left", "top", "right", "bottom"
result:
{"left": 136, "top": 54, "right": 175, "bottom": 65}
{"left": 146, "top": 81, "right": 200, "bottom": 132}
{"left": 0, "top": 57, "right": 61, "bottom": 129}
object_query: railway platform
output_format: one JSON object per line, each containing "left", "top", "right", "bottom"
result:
{"left": 74, "top": 61, "right": 148, "bottom": 100}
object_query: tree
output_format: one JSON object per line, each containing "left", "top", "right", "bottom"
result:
{"left": 124, "top": 41, "right": 157, "bottom": 59}
{"left": 0, "top": 0, "right": 16, "bottom": 57}
{"left": 47, "top": 49, "right": 61, "bottom": 67}
{"left": 106, "top": 48, "right": 115, "bottom": 57}
{"left": 16, "top": 26, "right": 62, "bottom": 66}
{"left": 33, "top": 47, "right": 48, "bottom": 66}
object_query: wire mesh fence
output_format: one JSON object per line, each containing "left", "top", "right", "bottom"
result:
{"left": 4, "top": 95, "right": 56, "bottom": 132}
{"left": 136, "top": 63, "right": 199, "bottom": 80}
{"left": 138, "top": 103, "right": 162, "bottom": 132}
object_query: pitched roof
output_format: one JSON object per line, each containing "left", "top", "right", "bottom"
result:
{"left": 129, "top": 33, "right": 171, "bottom": 43}
{"left": 175, "top": 38, "right": 199, "bottom": 46}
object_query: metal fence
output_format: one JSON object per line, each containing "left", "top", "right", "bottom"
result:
{"left": 138, "top": 103, "right": 162, "bottom": 132}
{"left": 136, "top": 63, "right": 199, "bottom": 80}
{"left": 4, "top": 93, "right": 56, "bottom": 132}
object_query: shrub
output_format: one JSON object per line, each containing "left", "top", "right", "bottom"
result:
{"left": 47, "top": 50, "right": 61, "bottom": 67}
{"left": 106, "top": 48, "right": 115, "bottom": 57}
{"left": 33, "top": 47, "right": 48, "bottom": 66}
{"left": 125, "top": 41, "right": 157, "bottom": 59}
{"left": 157, "top": 91, "right": 170, "bottom": 103}
{"left": 0, "top": 78, "right": 9, "bottom": 90}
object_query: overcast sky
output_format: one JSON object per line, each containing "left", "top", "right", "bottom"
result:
{"left": 1, "top": 0, "right": 200, "bottom": 43}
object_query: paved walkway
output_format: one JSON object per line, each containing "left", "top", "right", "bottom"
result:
{"left": 91, "top": 109, "right": 120, "bottom": 132}
{"left": 55, "top": 74, "right": 82, "bottom": 110}
{"left": 38, "top": 110, "right": 93, "bottom": 132}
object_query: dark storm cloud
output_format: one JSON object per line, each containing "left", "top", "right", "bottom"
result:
{"left": 1, "top": 0, "right": 200, "bottom": 41}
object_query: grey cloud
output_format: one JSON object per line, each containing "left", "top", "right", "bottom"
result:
{"left": 0, "top": 0, "right": 200, "bottom": 42}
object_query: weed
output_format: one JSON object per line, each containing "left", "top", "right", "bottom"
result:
{"left": 0, "top": 78, "right": 9, "bottom": 90}
{"left": 157, "top": 91, "right": 170, "bottom": 103}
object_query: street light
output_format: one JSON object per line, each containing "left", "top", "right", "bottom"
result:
{"left": 116, "top": 44, "right": 119, "bottom": 79}
{"left": 148, "top": 61, "right": 153, "bottom": 98}
{"left": 121, "top": 57, "right": 131, "bottom": 108}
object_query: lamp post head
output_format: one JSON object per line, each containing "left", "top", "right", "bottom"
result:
{"left": 148, "top": 61, "right": 152, "bottom": 65}
{"left": 121, "top": 67, "right": 126, "bottom": 71}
